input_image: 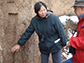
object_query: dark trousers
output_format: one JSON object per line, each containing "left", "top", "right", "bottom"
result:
{"left": 41, "top": 50, "right": 61, "bottom": 63}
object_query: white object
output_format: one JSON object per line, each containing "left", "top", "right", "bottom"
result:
{"left": 54, "top": 38, "right": 60, "bottom": 43}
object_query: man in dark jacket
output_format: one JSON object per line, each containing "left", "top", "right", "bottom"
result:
{"left": 11, "top": 1, "right": 67, "bottom": 63}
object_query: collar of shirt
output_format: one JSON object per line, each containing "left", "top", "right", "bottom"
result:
{"left": 78, "top": 14, "right": 84, "bottom": 19}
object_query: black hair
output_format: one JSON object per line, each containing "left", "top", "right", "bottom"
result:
{"left": 34, "top": 1, "right": 47, "bottom": 14}
{"left": 47, "top": 10, "right": 53, "bottom": 13}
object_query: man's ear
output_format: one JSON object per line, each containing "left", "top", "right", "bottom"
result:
{"left": 81, "top": 7, "right": 84, "bottom": 11}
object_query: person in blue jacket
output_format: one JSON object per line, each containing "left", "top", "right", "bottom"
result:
{"left": 11, "top": 1, "right": 67, "bottom": 63}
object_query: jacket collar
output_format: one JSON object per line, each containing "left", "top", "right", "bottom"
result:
{"left": 36, "top": 11, "right": 53, "bottom": 20}
{"left": 78, "top": 14, "right": 84, "bottom": 19}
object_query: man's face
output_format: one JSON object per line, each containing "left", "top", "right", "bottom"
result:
{"left": 74, "top": 6, "right": 83, "bottom": 17}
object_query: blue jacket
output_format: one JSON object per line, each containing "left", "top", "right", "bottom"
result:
{"left": 18, "top": 13, "right": 67, "bottom": 54}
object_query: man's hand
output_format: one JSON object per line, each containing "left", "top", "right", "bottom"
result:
{"left": 67, "top": 41, "right": 71, "bottom": 47}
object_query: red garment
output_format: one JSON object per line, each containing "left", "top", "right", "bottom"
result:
{"left": 70, "top": 17, "right": 84, "bottom": 63}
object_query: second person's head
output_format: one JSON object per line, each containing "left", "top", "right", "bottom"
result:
{"left": 34, "top": 1, "right": 47, "bottom": 18}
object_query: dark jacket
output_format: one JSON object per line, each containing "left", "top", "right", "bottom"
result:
{"left": 18, "top": 13, "right": 67, "bottom": 54}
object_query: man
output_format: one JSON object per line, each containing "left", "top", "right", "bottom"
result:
{"left": 67, "top": 0, "right": 84, "bottom": 63}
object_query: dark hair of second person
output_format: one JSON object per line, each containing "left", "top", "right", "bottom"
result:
{"left": 34, "top": 1, "right": 47, "bottom": 14}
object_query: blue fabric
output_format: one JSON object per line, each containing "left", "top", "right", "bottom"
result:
{"left": 78, "top": 14, "right": 84, "bottom": 19}
{"left": 41, "top": 53, "right": 49, "bottom": 63}
{"left": 52, "top": 50, "right": 61, "bottom": 63}
{"left": 41, "top": 50, "right": 61, "bottom": 63}
{"left": 62, "top": 57, "right": 73, "bottom": 63}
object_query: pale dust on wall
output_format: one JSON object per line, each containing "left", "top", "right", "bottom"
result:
{"left": 0, "top": 2, "right": 4, "bottom": 62}
{"left": 49, "top": 0, "right": 75, "bottom": 16}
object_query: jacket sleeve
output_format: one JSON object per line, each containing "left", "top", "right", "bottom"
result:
{"left": 17, "top": 22, "right": 35, "bottom": 46}
{"left": 54, "top": 16, "right": 67, "bottom": 46}
{"left": 70, "top": 36, "right": 84, "bottom": 49}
